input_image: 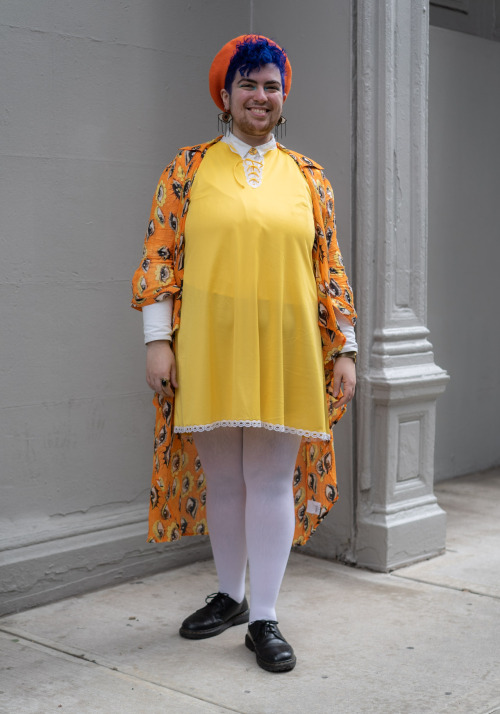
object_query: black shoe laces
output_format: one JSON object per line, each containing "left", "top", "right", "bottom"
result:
{"left": 262, "top": 620, "right": 279, "bottom": 634}
{"left": 205, "top": 592, "right": 229, "bottom": 605}
{"left": 252, "top": 620, "right": 282, "bottom": 639}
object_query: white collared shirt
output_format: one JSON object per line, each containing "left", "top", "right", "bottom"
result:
{"left": 221, "top": 132, "right": 277, "bottom": 188}
{"left": 221, "top": 132, "right": 277, "bottom": 159}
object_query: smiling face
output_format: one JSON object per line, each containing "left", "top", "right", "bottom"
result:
{"left": 220, "top": 63, "right": 284, "bottom": 146}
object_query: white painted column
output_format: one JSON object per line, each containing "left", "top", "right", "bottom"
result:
{"left": 354, "top": 0, "right": 449, "bottom": 570}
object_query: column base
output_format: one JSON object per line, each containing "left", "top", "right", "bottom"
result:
{"left": 355, "top": 497, "right": 447, "bottom": 571}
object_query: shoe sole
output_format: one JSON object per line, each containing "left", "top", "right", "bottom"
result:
{"left": 245, "top": 634, "right": 297, "bottom": 673}
{"left": 179, "top": 610, "right": 250, "bottom": 640}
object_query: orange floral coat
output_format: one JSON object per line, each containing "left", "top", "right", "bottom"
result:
{"left": 132, "top": 137, "right": 356, "bottom": 545}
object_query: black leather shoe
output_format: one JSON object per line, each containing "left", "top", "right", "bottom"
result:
{"left": 245, "top": 620, "right": 296, "bottom": 672}
{"left": 179, "top": 592, "right": 249, "bottom": 639}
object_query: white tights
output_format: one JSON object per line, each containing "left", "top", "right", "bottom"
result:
{"left": 194, "top": 427, "right": 301, "bottom": 623}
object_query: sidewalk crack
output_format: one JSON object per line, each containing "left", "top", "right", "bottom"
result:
{"left": 391, "top": 574, "right": 500, "bottom": 600}
{"left": 0, "top": 627, "right": 245, "bottom": 713}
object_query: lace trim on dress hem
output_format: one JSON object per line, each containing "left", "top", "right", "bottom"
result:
{"left": 173, "top": 420, "right": 330, "bottom": 441}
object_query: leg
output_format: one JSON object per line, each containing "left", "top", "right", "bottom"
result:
{"left": 179, "top": 427, "right": 249, "bottom": 640}
{"left": 193, "top": 427, "right": 248, "bottom": 603}
{"left": 242, "top": 428, "right": 301, "bottom": 623}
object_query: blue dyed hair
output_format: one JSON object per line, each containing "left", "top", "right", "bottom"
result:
{"left": 224, "top": 36, "right": 287, "bottom": 93}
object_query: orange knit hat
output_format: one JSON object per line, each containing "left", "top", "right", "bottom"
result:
{"left": 209, "top": 35, "right": 292, "bottom": 111}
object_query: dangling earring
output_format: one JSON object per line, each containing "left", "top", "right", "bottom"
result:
{"left": 218, "top": 111, "right": 232, "bottom": 136}
{"left": 274, "top": 115, "right": 287, "bottom": 141}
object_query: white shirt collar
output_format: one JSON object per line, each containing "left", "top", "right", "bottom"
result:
{"left": 222, "top": 132, "right": 276, "bottom": 159}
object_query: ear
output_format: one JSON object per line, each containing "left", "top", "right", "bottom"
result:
{"left": 220, "top": 88, "right": 230, "bottom": 111}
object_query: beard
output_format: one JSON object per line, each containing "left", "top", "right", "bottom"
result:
{"left": 231, "top": 106, "right": 280, "bottom": 141}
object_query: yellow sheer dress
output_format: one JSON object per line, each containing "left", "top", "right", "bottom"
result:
{"left": 174, "top": 140, "right": 330, "bottom": 440}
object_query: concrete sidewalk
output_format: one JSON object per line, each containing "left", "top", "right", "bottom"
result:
{"left": 1, "top": 470, "right": 499, "bottom": 714}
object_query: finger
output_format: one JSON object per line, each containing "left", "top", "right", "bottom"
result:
{"left": 158, "top": 385, "right": 173, "bottom": 398}
{"left": 160, "top": 377, "right": 174, "bottom": 398}
{"left": 171, "top": 362, "right": 178, "bottom": 389}
{"left": 334, "top": 392, "right": 349, "bottom": 408}
{"left": 335, "top": 385, "right": 355, "bottom": 408}
{"left": 332, "top": 371, "right": 342, "bottom": 398}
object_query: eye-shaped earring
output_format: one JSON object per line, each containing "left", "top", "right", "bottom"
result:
{"left": 274, "top": 115, "right": 287, "bottom": 140}
{"left": 218, "top": 111, "right": 232, "bottom": 136}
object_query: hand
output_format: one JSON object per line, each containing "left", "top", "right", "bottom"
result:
{"left": 332, "top": 355, "right": 356, "bottom": 409}
{"left": 146, "top": 340, "right": 178, "bottom": 398}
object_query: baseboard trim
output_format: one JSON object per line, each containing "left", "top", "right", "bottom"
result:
{"left": 0, "top": 508, "right": 212, "bottom": 616}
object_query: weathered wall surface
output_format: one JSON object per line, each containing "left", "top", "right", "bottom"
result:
{"left": 0, "top": 0, "right": 255, "bottom": 614}
{"left": 428, "top": 27, "right": 500, "bottom": 480}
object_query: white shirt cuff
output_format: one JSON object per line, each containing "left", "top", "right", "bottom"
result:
{"left": 142, "top": 298, "right": 173, "bottom": 343}
{"left": 334, "top": 309, "right": 358, "bottom": 352}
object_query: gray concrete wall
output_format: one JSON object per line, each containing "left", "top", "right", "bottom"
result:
{"left": 0, "top": 0, "right": 256, "bottom": 614}
{"left": 428, "top": 26, "right": 500, "bottom": 480}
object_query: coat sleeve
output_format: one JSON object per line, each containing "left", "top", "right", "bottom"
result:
{"left": 321, "top": 174, "right": 357, "bottom": 326}
{"left": 131, "top": 154, "right": 183, "bottom": 310}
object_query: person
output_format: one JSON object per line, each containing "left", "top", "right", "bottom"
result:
{"left": 131, "top": 35, "right": 357, "bottom": 673}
